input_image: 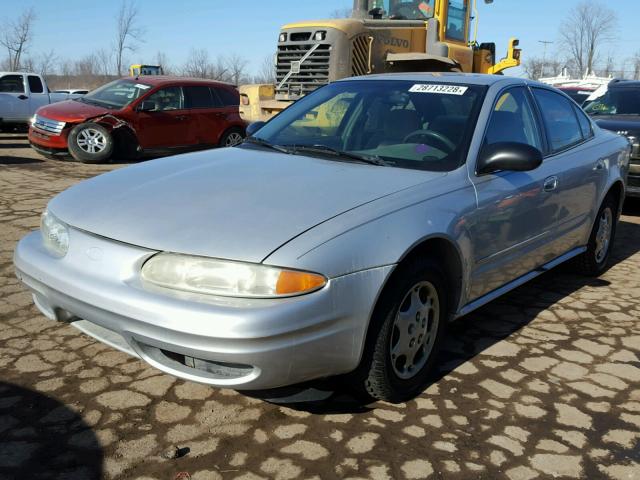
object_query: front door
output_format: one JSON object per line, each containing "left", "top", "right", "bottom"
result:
{"left": 0, "top": 74, "right": 29, "bottom": 122}
{"left": 135, "top": 86, "right": 193, "bottom": 149}
{"left": 467, "top": 86, "right": 563, "bottom": 300}
{"left": 27, "top": 75, "right": 50, "bottom": 115}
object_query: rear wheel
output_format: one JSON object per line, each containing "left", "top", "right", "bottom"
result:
{"left": 572, "top": 194, "right": 618, "bottom": 276}
{"left": 68, "top": 122, "right": 114, "bottom": 163}
{"left": 354, "top": 258, "right": 448, "bottom": 402}
{"left": 219, "top": 128, "right": 245, "bottom": 147}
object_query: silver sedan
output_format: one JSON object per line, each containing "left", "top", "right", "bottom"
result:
{"left": 14, "top": 74, "right": 630, "bottom": 402}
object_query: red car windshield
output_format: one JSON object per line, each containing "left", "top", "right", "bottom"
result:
{"left": 76, "top": 79, "right": 152, "bottom": 109}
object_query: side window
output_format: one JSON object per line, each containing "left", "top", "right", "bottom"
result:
{"left": 145, "top": 87, "right": 183, "bottom": 111}
{"left": 0, "top": 75, "right": 25, "bottom": 93}
{"left": 533, "top": 88, "right": 583, "bottom": 152}
{"left": 484, "top": 87, "right": 543, "bottom": 150}
{"left": 184, "top": 86, "right": 214, "bottom": 109}
{"left": 214, "top": 87, "right": 239, "bottom": 107}
{"left": 446, "top": 0, "right": 467, "bottom": 42}
{"left": 573, "top": 104, "right": 593, "bottom": 139}
{"left": 27, "top": 76, "right": 44, "bottom": 94}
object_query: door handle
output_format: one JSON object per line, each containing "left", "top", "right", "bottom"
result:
{"left": 175, "top": 115, "right": 188, "bottom": 121}
{"left": 594, "top": 158, "right": 606, "bottom": 170}
{"left": 17, "top": 94, "right": 28, "bottom": 100}
{"left": 543, "top": 176, "right": 558, "bottom": 192}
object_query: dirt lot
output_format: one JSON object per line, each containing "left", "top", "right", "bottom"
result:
{"left": 1, "top": 132, "right": 639, "bottom": 480}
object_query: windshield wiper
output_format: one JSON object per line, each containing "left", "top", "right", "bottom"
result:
{"left": 285, "top": 144, "right": 387, "bottom": 166}
{"left": 243, "top": 136, "right": 292, "bottom": 154}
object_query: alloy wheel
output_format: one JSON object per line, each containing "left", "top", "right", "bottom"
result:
{"left": 595, "top": 207, "right": 613, "bottom": 263}
{"left": 390, "top": 281, "right": 440, "bottom": 380}
{"left": 76, "top": 128, "right": 107, "bottom": 154}
{"left": 225, "top": 132, "right": 244, "bottom": 147}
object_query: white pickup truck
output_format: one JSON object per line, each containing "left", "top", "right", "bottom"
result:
{"left": 0, "top": 72, "right": 86, "bottom": 130}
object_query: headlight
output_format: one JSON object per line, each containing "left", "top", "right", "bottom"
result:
{"left": 279, "top": 32, "right": 287, "bottom": 42}
{"left": 41, "top": 210, "right": 69, "bottom": 257}
{"left": 314, "top": 31, "right": 326, "bottom": 41}
{"left": 141, "top": 253, "right": 327, "bottom": 298}
{"left": 30, "top": 115, "right": 37, "bottom": 126}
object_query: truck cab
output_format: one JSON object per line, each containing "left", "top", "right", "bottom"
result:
{"left": 0, "top": 72, "right": 51, "bottom": 128}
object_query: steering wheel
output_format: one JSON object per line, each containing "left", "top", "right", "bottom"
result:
{"left": 403, "top": 130, "right": 456, "bottom": 153}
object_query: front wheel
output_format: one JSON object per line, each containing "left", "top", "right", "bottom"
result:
{"left": 68, "top": 122, "right": 114, "bottom": 163}
{"left": 572, "top": 194, "right": 618, "bottom": 276}
{"left": 219, "top": 128, "right": 245, "bottom": 147}
{"left": 354, "top": 258, "right": 448, "bottom": 403}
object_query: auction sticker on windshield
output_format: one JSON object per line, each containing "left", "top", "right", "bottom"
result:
{"left": 409, "top": 84, "right": 468, "bottom": 95}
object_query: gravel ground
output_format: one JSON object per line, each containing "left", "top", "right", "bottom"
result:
{"left": 1, "top": 132, "right": 639, "bottom": 480}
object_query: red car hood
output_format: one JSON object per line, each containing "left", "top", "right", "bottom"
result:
{"left": 36, "top": 100, "right": 113, "bottom": 122}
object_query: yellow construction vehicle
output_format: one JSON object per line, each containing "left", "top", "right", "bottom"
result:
{"left": 241, "top": 0, "right": 520, "bottom": 122}
{"left": 128, "top": 64, "right": 164, "bottom": 76}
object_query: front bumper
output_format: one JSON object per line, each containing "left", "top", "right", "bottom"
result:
{"left": 14, "top": 229, "right": 392, "bottom": 390}
{"left": 29, "top": 126, "right": 70, "bottom": 151}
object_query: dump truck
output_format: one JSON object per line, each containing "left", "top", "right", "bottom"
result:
{"left": 129, "top": 64, "right": 164, "bottom": 76}
{"left": 240, "top": 0, "right": 520, "bottom": 122}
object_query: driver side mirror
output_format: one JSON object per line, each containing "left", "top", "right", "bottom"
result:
{"left": 477, "top": 142, "right": 543, "bottom": 174}
{"left": 138, "top": 100, "right": 157, "bottom": 112}
{"left": 246, "top": 121, "right": 266, "bottom": 137}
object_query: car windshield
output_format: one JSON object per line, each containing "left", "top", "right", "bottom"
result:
{"left": 248, "top": 79, "right": 485, "bottom": 171}
{"left": 77, "top": 79, "right": 151, "bottom": 109}
{"left": 584, "top": 88, "right": 640, "bottom": 116}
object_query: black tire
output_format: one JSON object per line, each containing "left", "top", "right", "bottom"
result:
{"left": 219, "top": 127, "right": 245, "bottom": 147}
{"left": 353, "top": 258, "right": 448, "bottom": 403}
{"left": 572, "top": 194, "right": 618, "bottom": 276}
{"left": 67, "top": 122, "right": 114, "bottom": 163}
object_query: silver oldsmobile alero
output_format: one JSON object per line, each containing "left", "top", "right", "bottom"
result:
{"left": 14, "top": 74, "right": 630, "bottom": 402}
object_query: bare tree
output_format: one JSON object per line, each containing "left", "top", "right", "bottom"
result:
{"left": 36, "top": 49, "right": 57, "bottom": 76}
{"left": 155, "top": 51, "right": 171, "bottom": 75}
{"left": 0, "top": 8, "right": 36, "bottom": 70}
{"left": 522, "top": 57, "right": 544, "bottom": 80}
{"left": 183, "top": 48, "right": 213, "bottom": 78}
{"left": 254, "top": 54, "right": 276, "bottom": 84}
{"left": 559, "top": 0, "right": 617, "bottom": 77}
{"left": 330, "top": 7, "right": 352, "bottom": 18}
{"left": 225, "top": 53, "right": 249, "bottom": 85}
{"left": 114, "top": 0, "right": 144, "bottom": 75}
{"left": 633, "top": 52, "right": 640, "bottom": 80}
{"left": 95, "top": 48, "right": 114, "bottom": 76}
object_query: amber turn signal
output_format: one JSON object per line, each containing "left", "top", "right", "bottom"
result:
{"left": 276, "top": 270, "right": 326, "bottom": 295}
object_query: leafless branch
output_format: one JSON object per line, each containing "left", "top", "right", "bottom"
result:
{"left": 0, "top": 8, "right": 36, "bottom": 71}
{"left": 114, "top": 0, "right": 144, "bottom": 76}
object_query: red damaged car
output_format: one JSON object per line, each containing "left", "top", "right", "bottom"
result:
{"left": 29, "top": 77, "right": 247, "bottom": 163}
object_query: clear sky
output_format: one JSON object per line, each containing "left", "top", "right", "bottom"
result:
{"left": 14, "top": 0, "right": 640, "bottom": 77}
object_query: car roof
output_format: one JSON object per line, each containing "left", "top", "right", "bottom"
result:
{"left": 339, "top": 72, "right": 536, "bottom": 87}
{"left": 121, "top": 76, "right": 236, "bottom": 88}
{"left": 609, "top": 80, "right": 640, "bottom": 89}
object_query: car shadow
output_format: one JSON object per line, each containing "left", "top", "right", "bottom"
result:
{"left": 279, "top": 218, "right": 640, "bottom": 412}
{"left": 0, "top": 143, "right": 30, "bottom": 148}
{"left": 622, "top": 197, "right": 640, "bottom": 216}
{"left": 0, "top": 156, "right": 44, "bottom": 165}
{"left": 0, "top": 382, "right": 103, "bottom": 478}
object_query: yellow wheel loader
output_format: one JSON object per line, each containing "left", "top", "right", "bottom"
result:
{"left": 129, "top": 64, "right": 164, "bottom": 76}
{"left": 240, "top": 0, "right": 520, "bottom": 122}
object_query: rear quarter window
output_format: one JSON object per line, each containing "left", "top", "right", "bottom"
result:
{"left": 573, "top": 104, "right": 593, "bottom": 139}
{"left": 532, "top": 88, "right": 583, "bottom": 153}
{"left": 0, "top": 75, "right": 25, "bottom": 93}
{"left": 214, "top": 87, "right": 239, "bottom": 106}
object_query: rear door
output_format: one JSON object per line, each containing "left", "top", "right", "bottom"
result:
{"left": 0, "top": 74, "right": 29, "bottom": 122}
{"left": 183, "top": 85, "right": 222, "bottom": 145}
{"left": 530, "top": 87, "right": 605, "bottom": 250}
{"left": 135, "top": 86, "right": 194, "bottom": 149}
{"left": 467, "top": 86, "right": 564, "bottom": 300}
{"left": 27, "top": 75, "right": 50, "bottom": 114}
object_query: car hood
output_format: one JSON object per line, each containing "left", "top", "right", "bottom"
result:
{"left": 37, "top": 99, "right": 112, "bottom": 122}
{"left": 48, "top": 147, "right": 445, "bottom": 264}
{"left": 594, "top": 116, "right": 640, "bottom": 136}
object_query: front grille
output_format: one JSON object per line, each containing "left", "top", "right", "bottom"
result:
{"left": 276, "top": 41, "right": 331, "bottom": 97}
{"left": 628, "top": 175, "right": 640, "bottom": 188}
{"left": 352, "top": 35, "right": 371, "bottom": 76}
{"left": 33, "top": 115, "right": 65, "bottom": 135}
{"left": 631, "top": 141, "right": 639, "bottom": 164}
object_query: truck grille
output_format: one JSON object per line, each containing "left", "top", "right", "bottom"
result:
{"left": 33, "top": 115, "right": 65, "bottom": 135}
{"left": 276, "top": 42, "right": 331, "bottom": 98}
{"left": 352, "top": 35, "right": 371, "bottom": 76}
